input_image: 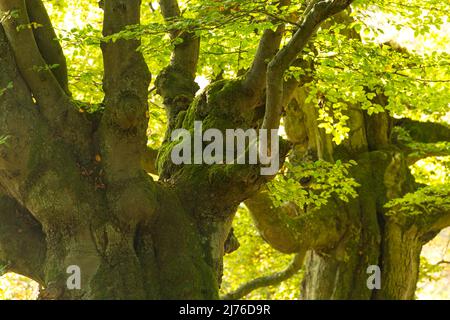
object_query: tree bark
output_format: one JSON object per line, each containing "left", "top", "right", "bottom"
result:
{"left": 245, "top": 86, "right": 450, "bottom": 300}
{"left": 2, "top": 0, "right": 443, "bottom": 301}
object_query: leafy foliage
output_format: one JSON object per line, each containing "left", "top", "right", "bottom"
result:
{"left": 385, "top": 184, "right": 450, "bottom": 217}
{"left": 268, "top": 160, "right": 360, "bottom": 209}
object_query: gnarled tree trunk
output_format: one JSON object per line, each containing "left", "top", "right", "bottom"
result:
{"left": 245, "top": 88, "right": 450, "bottom": 300}
{"left": 2, "top": 0, "right": 346, "bottom": 299}
{"left": 3, "top": 0, "right": 447, "bottom": 301}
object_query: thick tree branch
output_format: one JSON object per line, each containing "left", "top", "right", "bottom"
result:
{"left": 394, "top": 118, "right": 450, "bottom": 144}
{"left": 263, "top": 0, "right": 353, "bottom": 129}
{"left": 245, "top": 191, "right": 302, "bottom": 253}
{"left": 393, "top": 119, "right": 450, "bottom": 164}
{"left": 427, "top": 211, "right": 450, "bottom": 236}
{"left": 0, "top": 24, "right": 45, "bottom": 176}
{"left": 97, "top": 0, "right": 158, "bottom": 229}
{"left": 0, "top": 3, "right": 89, "bottom": 157}
{"left": 242, "top": 0, "right": 291, "bottom": 97}
{"left": 281, "top": 57, "right": 315, "bottom": 107}
{"left": 221, "top": 251, "right": 305, "bottom": 300}
{"left": 0, "top": 0, "right": 71, "bottom": 122}
{"left": 404, "top": 144, "right": 450, "bottom": 165}
{"left": 379, "top": 189, "right": 450, "bottom": 300}
{"left": 245, "top": 190, "right": 344, "bottom": 254}
{"left": 0, "top": 193, "right": 46, "bottom": 284}
{"left": 385, "top": 186, "right": 450, "bottom": 238}
{"left": 159, "top": 0, "right": 200, "bottom": 78}
{"left": 100, "top": 0, "right": 152, "bottom": 176}
{"left": 25, "top": 0, "right": 69, "bottom": 94}
{"left": 156, "top": 0, "right": 200, "bottom": 125}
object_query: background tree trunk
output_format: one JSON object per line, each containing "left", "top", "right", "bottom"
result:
{"left": 246, "top": 88, "right": 450, "bottom": 300}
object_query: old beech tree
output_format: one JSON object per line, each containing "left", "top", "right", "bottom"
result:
{"left": 0, "top": 0, "right": 449, "bottom": 299}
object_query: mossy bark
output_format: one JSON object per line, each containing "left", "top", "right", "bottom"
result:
{"left": 1, "top": 2, "right": 448, "bottom": 300}
{"left": 248, "top": 88, "right": 448, "bottom": 300}
{"left": 0, "top": 11, "right": 246, "bottom": 299}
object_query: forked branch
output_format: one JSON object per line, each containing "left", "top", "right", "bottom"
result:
{"left": 263, "top": 0, "right": 353, "bottom": 129}
{"left": 159, "top": 0, "right": 200, "bottom": 78}
{"left": 243, "top": 0, "right": 291, "bottom": 97}
{"left": 25, "top": 0, "right": 69, "bottom": 94}
{"left": 0, "top": 0, "right": 71, "bottom": 122}
{"left": 0, "top": 0, "right": 68, "bottom": 120}
{"left": 156, "top": 0, "right": 201, "bottom": 124}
